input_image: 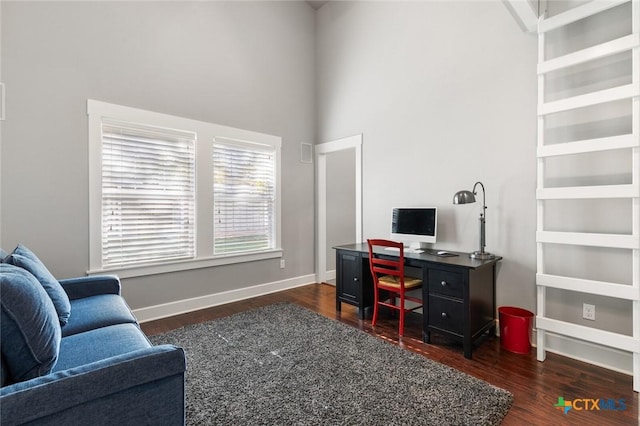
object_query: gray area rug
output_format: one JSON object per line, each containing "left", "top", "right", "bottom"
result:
{"left": 149, "top": 303, "right": 513, "bottom": 425}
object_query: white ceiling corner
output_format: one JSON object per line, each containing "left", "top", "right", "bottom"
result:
{"left": 502, "top": 0, "right": 540, "bottom": 33}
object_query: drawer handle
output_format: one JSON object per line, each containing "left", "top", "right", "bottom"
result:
{"left": 441, "top": 312, "right": 448, "bottom": 318}
{"left": 441, "top": 281, "right": 447, "bottom": 286}
{"left": 353, "top": 277, "right": 359, "bottom": 282}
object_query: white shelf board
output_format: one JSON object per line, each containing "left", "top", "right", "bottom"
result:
{"left": 537, "top": 273, "right": 639, "bottom": 300}
{"left": 536, "top": 316, "right": 640, "bottom": 353}
{"left": 538, "top": 0, "right": 630, "bottom": 33}
{"left": 538, "top": 84, "right": 639, "bottom": 116}
{"left": 538, "top": 34, "right": 639, "bottom": 75}
{"left": 537, "top": 184, "right": 639, "bottom": 199}
{"left": 537, "top": 231, "right": 639, "bottom": 249}
{"left": 537, "top": 134, "right": 637, "bottom": 157}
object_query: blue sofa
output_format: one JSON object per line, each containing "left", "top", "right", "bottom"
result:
{"left": 1, "top": 245, "right": 186, "bottom": 425}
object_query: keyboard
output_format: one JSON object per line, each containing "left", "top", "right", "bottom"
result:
{"left": 381, "top": 247, "right": 457, "bottom": 256}
{"left": 383, "top": 247, "right": 423, "bottom": 254}
{"left": 424, "top": 249, "right": 458, "bottom": 257}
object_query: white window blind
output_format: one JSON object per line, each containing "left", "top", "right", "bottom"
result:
{"left": 213, "top": 139, "right": 276, "bottom": 255}
{"left": 101, "top": 120, "right": 196, "bottom": 268}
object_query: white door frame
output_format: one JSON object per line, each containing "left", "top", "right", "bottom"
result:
{"left": 315, "top": 134, "right": 363, "bottom": 283}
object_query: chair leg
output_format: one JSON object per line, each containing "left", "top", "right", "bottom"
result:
{"left": 399, "top": 296, "right": 405, "bottom": 337}
{"left": 372, "top": 289, "right": 379, "bottom": 327}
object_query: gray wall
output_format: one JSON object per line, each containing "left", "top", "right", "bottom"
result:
{"left": 317, "top": 1, "right": 538, "bottom": 314}
{"left": 0, "top": 1, "right": 316, "bottom": 309}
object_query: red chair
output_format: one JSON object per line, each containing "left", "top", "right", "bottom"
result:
{"left": 367, "top": 239, "right": 423, "bottom": 337}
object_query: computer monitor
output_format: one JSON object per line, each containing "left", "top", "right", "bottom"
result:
{"left": 390, "top": 207, "right": 437, "bottom": 248}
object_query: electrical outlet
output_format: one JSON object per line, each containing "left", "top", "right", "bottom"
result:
{"left": 280, "top": 259, "right": 285, "bottom": 269}
{"left": 583, "top": 303, "right": 595, "bottom": 321}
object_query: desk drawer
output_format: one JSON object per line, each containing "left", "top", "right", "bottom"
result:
{"left": 428, "top": 295, "right": 463, "bottom": 335}
{"left": 428, "top": 269, "right": 464, "bottom": 298}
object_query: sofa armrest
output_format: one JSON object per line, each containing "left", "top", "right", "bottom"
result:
{"left": 1, "top": 345, "right": 186, "bottom": 425}
{"left": 59, "top": 275, "right": 121, "bottom": 300}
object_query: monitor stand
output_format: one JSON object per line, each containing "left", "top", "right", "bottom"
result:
{"left": 409, "top": 242, "right": 430, "bottom": 250}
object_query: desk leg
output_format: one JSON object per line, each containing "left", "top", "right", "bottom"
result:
{"left": 463, "top": 338, "right": 473, "bottom": 359}
{"left": 421, "top": 271, "right": 430, "bottom": 344}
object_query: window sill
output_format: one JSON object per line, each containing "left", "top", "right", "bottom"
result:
{"left": 87, "top": 249, "right": 283, "bottom": 279}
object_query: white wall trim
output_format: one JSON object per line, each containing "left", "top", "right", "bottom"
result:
{"left": 89, "top": 249, "right": 283, "bottom": 279}
{"left": 325, "top": 269, "right": 336, "bottom": 282}
{"left": 133, "top": 273, "right": 316, "bottom": 323}
{"left": 544, "top": 331, "right": 633, "bottom": 376}
{"left": 498, "top": 322, "right": 632, "bottom": 376}
{"left": 496, "top": 319, "right": 633, "bottom": 376}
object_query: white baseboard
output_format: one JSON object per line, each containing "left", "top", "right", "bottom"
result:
{"left": 496, "top": 320, "right": 632, "bottom": 376}
{"left": 325, "top": 269, "right": 336, "bottom": 281}
{"left": 541, "top": 330, "right": 632, "bottom": 376}
{"left": 133, "top": 273, "right": 317, "bottom": 323}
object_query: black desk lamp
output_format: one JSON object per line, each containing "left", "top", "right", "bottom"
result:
{"left": 453, "top": 181, "right": 495, "bottom": 260}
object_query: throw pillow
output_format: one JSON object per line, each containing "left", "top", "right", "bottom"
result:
{"left": 0, "top": 264, "right": 61, "bottom": 383}
{"left": 7, "top": 244, "right": 71, "bottom": 325}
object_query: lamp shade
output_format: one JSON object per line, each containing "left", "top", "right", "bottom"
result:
{"left": 453, "top": 190, "right": 476, "bottom": 205}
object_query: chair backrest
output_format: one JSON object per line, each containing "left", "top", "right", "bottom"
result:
{"left": 367, "top": 239, "right": 405, "bottom": 285}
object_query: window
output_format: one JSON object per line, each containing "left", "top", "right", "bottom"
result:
{"left": 213, "top": 139, "right": 276, "bottom": 254}
{"left": 101, "top": 120, "right": 196, "bottom": 268}
{"left": 88, "top": 100, "right": 282, "bottom": 277}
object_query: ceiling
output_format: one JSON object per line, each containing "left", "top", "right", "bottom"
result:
{"left": 307, "top": 1, "right": 329, "bottom": 10}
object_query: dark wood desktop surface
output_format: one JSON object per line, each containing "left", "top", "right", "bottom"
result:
{"left": 334, "top": 242, "right": 503, "bottom": 268}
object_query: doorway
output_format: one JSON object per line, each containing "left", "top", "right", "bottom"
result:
{"left": 315, "top": 134, "right": 362, "bottom": 284}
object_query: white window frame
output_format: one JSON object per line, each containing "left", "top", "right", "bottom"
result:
{"left": 88, "top": 100, "right": 282, "bottom": 278}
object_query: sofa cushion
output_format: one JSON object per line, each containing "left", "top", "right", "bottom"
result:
{"left": 0, "top": 264, "right": 61, "bottom": 383}
{"left": 7, "top": 244, "right": 71, "bottom": 326}
{"left": 62, "top": 294, "right": 138, "bottom": 337}
{"left": 0, "top": 248, "right": 8, "bottom": 261}
{"left": 54, "top": 323, "right": 151, "bottom": 372}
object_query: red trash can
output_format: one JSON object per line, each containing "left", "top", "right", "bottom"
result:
{"left": 499, "top": 306, "right": 534, "bottom": 354}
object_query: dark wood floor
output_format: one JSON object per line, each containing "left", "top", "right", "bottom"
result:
{"left": 141, "top": 283, "right": 638, "bottom": 425}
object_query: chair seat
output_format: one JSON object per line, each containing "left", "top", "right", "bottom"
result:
{"left": 378, "top": 275, "right": 422, "bottom": 290}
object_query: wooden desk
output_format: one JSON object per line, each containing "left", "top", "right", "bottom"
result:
{"left": 334, "top": 243, "right": 502, "bottom": 359}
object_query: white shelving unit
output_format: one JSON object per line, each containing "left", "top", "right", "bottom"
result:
{"left": 536, "top": 0, "right": 640, "bottom": 391}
